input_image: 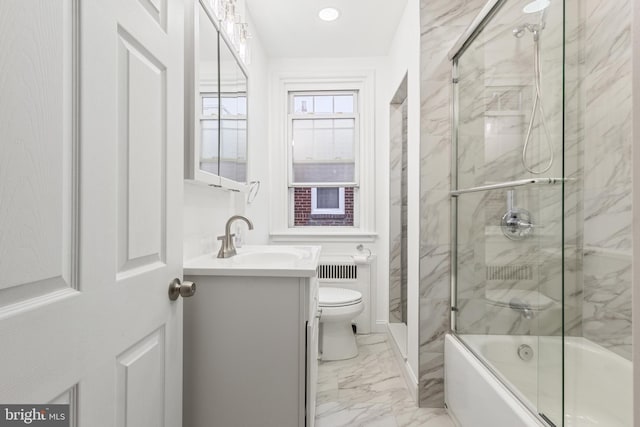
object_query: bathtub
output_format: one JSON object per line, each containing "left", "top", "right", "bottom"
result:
{"left": 445, "top": 334, "right": 632, "bottom": 426}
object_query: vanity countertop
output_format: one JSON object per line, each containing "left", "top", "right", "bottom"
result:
{"left": 183, "top": 245, "right": 321, "bottom": 277}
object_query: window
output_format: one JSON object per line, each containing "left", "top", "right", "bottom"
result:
{"left": 311, "top": 187, "right": 345, "bottom": 215}
{"left": 288, "top": 91, "right": 358, "bottom": 227}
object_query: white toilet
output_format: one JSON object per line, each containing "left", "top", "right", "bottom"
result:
{"left": 318, "top": 287, "right": 364, "bottom": 361}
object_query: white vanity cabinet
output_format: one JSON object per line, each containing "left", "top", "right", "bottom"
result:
{"left": 182, "top": 246, "right": 320, "bottom": 427}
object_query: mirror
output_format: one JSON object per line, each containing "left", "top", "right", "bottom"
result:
{"left": 185, "top": 0, "right": 248, "bottom": 187}
{"left": 197, "top": 3, "right": 220, "bottom": 178}
{"left": 219, "top": 34, "right": 248, "bottom": 184}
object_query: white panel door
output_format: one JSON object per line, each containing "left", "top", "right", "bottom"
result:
{"left": 0, "top": 0, "right": 184, "bottom": 426}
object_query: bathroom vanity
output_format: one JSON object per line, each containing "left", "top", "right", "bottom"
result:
{"left": 183, "top": 245, "right": 321, "bottom": 427}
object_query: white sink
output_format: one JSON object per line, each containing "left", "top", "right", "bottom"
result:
{"left": 183, "top": 245, "right": 321, "bottom": 277}
{"left": 232, "top": 249, "right": 306, "bottom": 265}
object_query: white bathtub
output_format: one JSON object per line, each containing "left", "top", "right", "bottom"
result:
{"left": 445, "top": 334, "right": 632, "bottom": 426}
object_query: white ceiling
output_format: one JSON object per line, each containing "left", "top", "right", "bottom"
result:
{"left": 244, "top": 0, "right": 408, "bottom": 58}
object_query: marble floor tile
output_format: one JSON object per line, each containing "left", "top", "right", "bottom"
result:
{"left": 338, "top": 373, "right": 412, "bottom": 405}
{"left": 316, "top": 334, "right": 456, "bottom": 427}
{"left": 317, "top": 371, "right": 339, "bottom": 404}
{"left": 316, "top": 402, "right": 398, "bottom": 427}
{"left": 392, "top": 400, "right": 455, "bottom": 427}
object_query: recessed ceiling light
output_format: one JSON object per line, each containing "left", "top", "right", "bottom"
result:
{"left": 318, "top": 7, "right": 340, "bottom": 22}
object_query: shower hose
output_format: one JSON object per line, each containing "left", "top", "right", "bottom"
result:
{"left": 522, "top": 32, "right": 554, "bottom": 174}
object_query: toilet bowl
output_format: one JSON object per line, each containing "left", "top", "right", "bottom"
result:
{"left": 319, "top": 287, "right": 364, "bottom": 361}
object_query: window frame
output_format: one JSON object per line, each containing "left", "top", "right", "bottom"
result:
{"left": 311, "top": 187, "right": 345, "bottom": 215}
{"left": 268, "top": 71, "right": 377, "bottom": 240}
{"left": 287, "top": 90, "right": 360, "bottom": 188}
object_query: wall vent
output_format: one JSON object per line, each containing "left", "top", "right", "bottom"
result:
{"left": 486, "top": 265, "right": 533, "bottom": 281}
{"left": 317, "top": 264, "right": 358, "bottom": 280}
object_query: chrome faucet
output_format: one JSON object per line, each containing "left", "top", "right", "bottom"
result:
{"left": 217, "top": 215, "right": 254, "bottom": 258}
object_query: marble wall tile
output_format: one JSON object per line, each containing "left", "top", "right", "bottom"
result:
{"left": 421, "top": 135, "right": 451, "bottom": 193}
{"left": 389, "top": 238, "right": 403, "bottom": 323}
{"left": 417, "top": 0, "right": 604, "bottom": 408}
{"left": 419, "top": 245, "right": 451, "bottom": 300}
{"left": 421, "top": 0, "right": 634, "bottom": 381}
{"left": 583, "top": 1, "right": 631, "bottom": 76}
{"left": 421, "top": 0, "right": 486, "bottom": 28}
{"left": 419, "top": 297, "right": 451, "bottom": 354}
{"left": 421, "top": 80, "right": 452, "bottom": 137}
{"left": 452, "top": 176, "right": 565, "bottom": 337}
{"left": 582, "top": 250, "right": 632, "bottom": 358}
{"left": 401, "top": 100, "right": 409, "bottom": 323}
{"left": 418, "top": 351, "right": 445, "bottom": 407}
{"left": 420, "top": 24, "right": 469, "bottom": 83}
{"left": 420, "top": 191, "right": 451, "bottom": 251}
{"left": 578, "top": 0, "right": 633, "bottom": 359}
{"left": 419, "top": 0, "right": 485, "bottom": 407}
{"left": 390, "top": 96, "right": 409, "bottom": 324}
{"left": 562, "top": 0, "right": 586, "bottom": 339}
{"left": 390, "top": 102, "right": 403, "bottom": 323}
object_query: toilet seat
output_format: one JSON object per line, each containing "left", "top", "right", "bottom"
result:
{"left": 319, "top": 287, "right": 362, "bottom": 307}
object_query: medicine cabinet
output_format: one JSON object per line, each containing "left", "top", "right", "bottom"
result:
{"left": 185, "top": 0, "right": 248, "bottom": 190}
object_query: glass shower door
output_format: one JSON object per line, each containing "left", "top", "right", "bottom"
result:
{"left": 451, "top": 0, "right": 565, "bottom": 424}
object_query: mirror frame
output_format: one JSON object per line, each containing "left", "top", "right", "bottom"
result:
{"left": 218, "top": 27, "right": 249, "bottom": 188}
{"left": 185, "top": 0, "right": 249, "bottom": 191}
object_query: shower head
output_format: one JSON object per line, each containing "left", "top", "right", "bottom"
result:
{"left": 513, "top": 0, "right": 548, "bottom": 40}
{"left": 523, "top": 0, "right": 550, "bottom": 14}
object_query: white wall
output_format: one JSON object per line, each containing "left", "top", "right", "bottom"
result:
{"left": 184, "top": 0, "right": 423, "bottom": 389}
{"left": 264, "top": 56, "right": 387, "bottom": 332}
{"left": 254, "top": 0, "right": 421, "bottom": 354}
{"left": 183, "top": 183, "right": 240, "bottom": 260}
{"left": 384, "top": 0, "right": 421, "bottom": 388}
{"left": 243, "top": 8, "right": 271, "bottom": 245}
{"left": 183, "top": 6, "right": 270, "bottom": 261}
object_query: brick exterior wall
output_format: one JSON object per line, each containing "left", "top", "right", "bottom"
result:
{"left": 293, "top": 187, "right": 354, "bottom": 226}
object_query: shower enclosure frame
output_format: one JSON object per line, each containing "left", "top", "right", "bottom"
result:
{"left": 447, "top": 0, "right": 565, "bottom": 425}
{"left": 448, "top": 0, "right": 507, "bottom": 333}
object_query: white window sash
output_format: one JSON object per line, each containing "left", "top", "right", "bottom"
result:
{"left": 270, "top": 72, "right": 375, "bottom": 233}
{"left": 311, "top": 187, "right": 345, "bottom": 215}
{"left": 287, "top": 183, "right": 358, "bottom": 188}
{"left": 287, "top": 91, "right": 360, "bottom": 188}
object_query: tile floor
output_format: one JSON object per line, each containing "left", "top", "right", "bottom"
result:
{"left": 315, "top": 334, "right": 456, "bottom": 427}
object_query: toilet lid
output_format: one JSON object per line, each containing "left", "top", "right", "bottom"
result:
{"left": 319, "top": 287, "right": 362, "bottom": 307}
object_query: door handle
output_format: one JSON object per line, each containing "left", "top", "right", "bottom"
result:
{"left": 168, "top": 278, "right": 196, "bottom": 301}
